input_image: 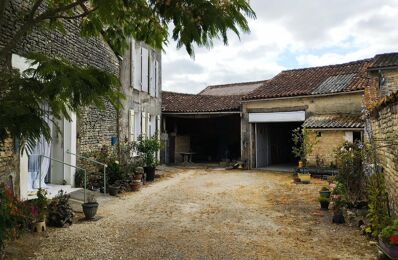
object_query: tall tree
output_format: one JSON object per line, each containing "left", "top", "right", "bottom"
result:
{"left": 0, "top": 0, "right": 255, "bottom": 151}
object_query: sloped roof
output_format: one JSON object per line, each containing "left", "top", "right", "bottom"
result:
{"left": 243, "top": 59, "right": 372, "bottom": 100}
{"left": 303, "top": 114, "right": 364, "bottom": 129}
{"left": 162, "top": 91, "right": 242, "bottom": 113}
{"left": 199, "top": 80, "right": 267, "bottom": 96}
{"left": 368, "top": 52, "right": 398, "bottom": 71}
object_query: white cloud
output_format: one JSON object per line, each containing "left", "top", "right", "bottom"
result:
{"left": 162, "top": 0, "right": 398, "bottom": 93}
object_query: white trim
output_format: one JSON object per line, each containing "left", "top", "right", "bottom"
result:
{"left": 248, "top": 111, "right": 305, "bottom": 123}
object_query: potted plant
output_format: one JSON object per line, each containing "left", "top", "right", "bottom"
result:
{"left": 319, "top": 187, "right": 331, "bottom": 198}
{"left": 133, "top": 166, "right": 144, "bottom": 181}
{"left": 379, "top": 219, "right": 398, "bottom": 259}
{"left": 332, "top": 195, "right": 345, "bottom": 224}
{"left": 134, "top": 134, "right": 161, "bottom": 182}
{"left": 34, "top": 188, "right": 48, "bottom": 232}
{"left": 82, "top": 193, "right": 99, "bottom": 220}
{"left": 47, "top": 190, "right": 74, "bottom": 227}
{"left": 292, "top": 127, "right": 318, "bottom": 168}
{"left": 108, "top": 185, "right": 120, "bottom": 196}
{"left": 318, "top": 196, "right": 330, "bottom": 210}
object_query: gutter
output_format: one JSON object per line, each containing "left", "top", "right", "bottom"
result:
{"left": 241, "top": 90, "right": 365, "bottom": 103}
{"left": 163, "top": 111, "right": 240, "bottom": 115}
{"left": 307, "top": 127, "right": 364, "bottom": 131}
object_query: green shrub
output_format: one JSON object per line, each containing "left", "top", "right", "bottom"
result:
{"left": 134, "top": 134, "right": 161, "bottom": 167}
{"left": 74, "top": 169, "right": 85, "bottom": 188}
{"left": 47, "top": 190, "right": 74, "bottom": 227}
{"left": 318, "top": 196, "right": 330, "bottom": 203}
{"left": 335, "top": 141, "right": 367, "bottom": 206}
{"left": 381, "top": 219, "right": 398, "bottom": 245}
{"left": 107, "top": 161, "right": 126, "bottom": 185}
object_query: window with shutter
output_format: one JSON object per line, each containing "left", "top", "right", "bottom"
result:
{"left": 133, "top": 44, "right": 142, "bottom": 90}
{"left": 128, "top": 109, "right": 135, "bottom": 142}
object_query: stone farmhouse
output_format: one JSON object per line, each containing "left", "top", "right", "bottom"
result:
{"left": 0, "top": 2, "right": 161, "bottom": 200}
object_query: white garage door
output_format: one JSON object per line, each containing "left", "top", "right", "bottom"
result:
{"left": 249, "top": 111, "right": 306, "bottom": 123}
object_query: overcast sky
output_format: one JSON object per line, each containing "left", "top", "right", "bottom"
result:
{"left": 162, "top": 0, "right": 398, "bottom": 94}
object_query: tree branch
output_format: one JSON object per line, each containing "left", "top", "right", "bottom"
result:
{"left": 51, "top": 7, "right": 97, "bottom": 20}
{"left": 33, "top": 0, "right": 88, "bottom": 22}
{"left": 0, "top": 0, "right": 89, "bottom": 61}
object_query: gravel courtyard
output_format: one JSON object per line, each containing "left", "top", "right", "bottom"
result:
{"left": 8, "top": 168, "right": 377, "bottom": 259}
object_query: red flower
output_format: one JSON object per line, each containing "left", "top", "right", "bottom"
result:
{"left": 390, "top": 235, "right": 398, "bottom": 245}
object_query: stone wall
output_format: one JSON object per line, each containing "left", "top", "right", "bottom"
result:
{"left": 307, "top": 130, "right": 346, "bottom": 167}
{"left": 77, "top": 103, "right": 118, "bottom": 154}
{"left": 381, "top": 70, "right": 398, "bottom": 96}
{"left": 0, "top": 1, "right": 119, "bottom": 194}
{"left": 0, "top": 139, "right": 19, "bottom": 196}
{"left": 370, "top": 93, "right": 398, "bottom": 216}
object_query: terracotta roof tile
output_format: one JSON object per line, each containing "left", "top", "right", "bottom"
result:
{"left": 369, "top": 52, "right": 398, "bottom": 70}
{"left": 303, "top": 114, "right": 364, "bottom": 129}
{"left": 243, "top": 59, "right": 372, "bottom": 100}
{"left": 162, "top": 91, "right": 242, "bottom": 113}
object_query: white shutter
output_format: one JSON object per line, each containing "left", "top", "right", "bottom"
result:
{"left": 150, "top": 52, "right": 156, "bottom": 97}
{"left": 133, "top": 44, "right": 142, "bottom": 90}
{"left": 156, "top": 115, "right": 161, "bottom": 136}
{"left": 154, "top": 60, "right": 159, "bottom": 98}
{"left": 147, "top": 113, "right": 150, "bottom": 136}
{"left": 142, "top": 47, "right": 149, "bottom": 92}
{"left": 128, "top": 109, "right": 135, "bottom": 142}
{"left": 148, "top": 115, "right": 152, "bottom": 137}
{"left": 141, "top": 112, "right": 147, "bottom": 137}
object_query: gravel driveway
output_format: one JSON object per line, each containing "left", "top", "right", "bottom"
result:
{"left": 8, "top": 168, "right": 377, "bottom": 259}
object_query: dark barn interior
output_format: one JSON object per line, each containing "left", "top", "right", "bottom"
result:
{"left": 165, "top": 114, "right": 240, "bottom": 163}
{"left": 256, "top": 122, "right": 302, "bottom": 167}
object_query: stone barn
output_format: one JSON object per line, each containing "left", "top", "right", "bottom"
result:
{"left": 161, "top": 81, "right": 266, "bottom": 164}
{"left": 241, "top": 59, "right": 372, "bottom": 169}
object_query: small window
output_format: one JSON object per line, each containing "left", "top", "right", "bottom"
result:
{"left": 316, "top": 131, "right": 322, "bottom": 137}
{"left": 353, "top": 131, "right": 362, "bottom": 142}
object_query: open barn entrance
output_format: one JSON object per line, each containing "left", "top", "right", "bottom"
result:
{"left": 255, "top": 122, "right": 302, "bottom": 168}
{"left": 249, "top": 110, "right": 306, "bottom": 169}
{"left": 163, "top": 114, "right": 240, "bottom": 164}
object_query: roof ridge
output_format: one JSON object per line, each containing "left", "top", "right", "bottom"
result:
{"left": 374, "top": 52, "right": 398, "bottom": 57}
{"left": 204, "top": 79, "right": 269, "bottom": 90}
{"left": 281, "top": 58, "right": 373, "bottom": 73}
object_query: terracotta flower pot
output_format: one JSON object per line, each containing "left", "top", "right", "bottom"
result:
{"left": 131, "top": 180, "right": 141, "bottom": 192}
{"left": 133, "top": 174, "right": 142, "bottom": 181}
